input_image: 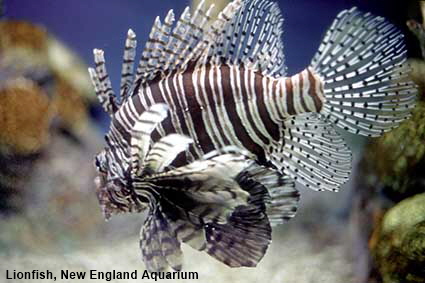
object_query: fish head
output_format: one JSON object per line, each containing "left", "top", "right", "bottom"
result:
{"left": 93, "top": 147, "right": 148, "bottom": 220}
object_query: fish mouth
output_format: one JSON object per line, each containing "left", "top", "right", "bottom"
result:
{"left": 94, "top": 173, "right": 148, "bottom": 219}
{"left": 93, "top": 173, "right": 122, "bottom": 220}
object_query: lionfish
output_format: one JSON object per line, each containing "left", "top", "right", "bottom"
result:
{"left": 89, "top": 0, "right": 416, "bottom": 271}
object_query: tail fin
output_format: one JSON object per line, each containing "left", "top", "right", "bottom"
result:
{"left": 310, "top": 7, "right": 417, "bottom": 137}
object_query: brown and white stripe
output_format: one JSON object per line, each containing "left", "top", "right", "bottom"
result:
{"left": 111, "top": 63, "right": 326, "bottom": 166}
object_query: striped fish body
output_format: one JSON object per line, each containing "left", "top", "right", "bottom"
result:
{"left": 114, "top": 64, "right": 325, "bottom": 165}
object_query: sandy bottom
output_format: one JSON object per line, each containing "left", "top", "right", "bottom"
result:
{"left": 1, "top": 228, "right": 354, "bottom": 283}
{"left": 1, "top": 189, "right": 356, "bottom": 283}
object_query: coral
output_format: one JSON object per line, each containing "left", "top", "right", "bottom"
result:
{"left": 409, "top": 58, "right": 425, "bottom": 92}
{"left": 349, "top": 4, "right": 425, "bottom": 281}
{"left": 363, "top": 3, "right": 425, "bottom": 197}
{"left": 0, "top": 20, "right": 94, "bottom": 136}
{"left": 406, "top": 1, "right": 425, "bottom": 59}
{"left": 0, "top": 19, "right": 95, "bottom": 214}
{"left": 365, "top": 98, "right": 425, "bottom": 196}
{"left": 52, "top": 76, "right": 88, "bottom": 133}
{"left": 371, "top": 194, "right": 425, "bottom": 283}
{"left": 0, "top": 20, "right": 48, "bottom": 52}
{"left": 0, "top": 78, "right": 53, "bottom": 154}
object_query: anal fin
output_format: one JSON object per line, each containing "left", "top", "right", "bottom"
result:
{"left": 268, "top": 113, "right": 352, "bottom": 192}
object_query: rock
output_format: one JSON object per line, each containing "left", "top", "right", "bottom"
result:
{"left": 371, "top": 194, "right": 425, "bottom": 283}
{"left": 0, "top": 78, "right": 53, "bottom": 154}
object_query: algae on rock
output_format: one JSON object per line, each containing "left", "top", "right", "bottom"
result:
{"left": 371, "top": 194, "right": 425, "bottom": 283}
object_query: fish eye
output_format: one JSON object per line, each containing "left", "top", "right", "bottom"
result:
{"left": 94, "top": 152, "right": 107, "bottom": 173}
{"left": 95, "top": 157, "right": 101, "bottom": 168}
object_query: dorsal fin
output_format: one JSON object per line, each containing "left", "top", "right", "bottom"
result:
{"left": 120, "top": 29, "right": 137, "bottom": 101}
{"left": 133, "top": 1, "right": 215, "bottom": 88}
{"left": 200, "top": 0, "right": 286, "bottom": 77}
{"left": 88, "top": 49, "right": 119, "bottom": 116}
{"left": 134, "top": 11, "right": 175, "bottom": 86}
{"left": 131, "top": 0, "right": 287, "bottom": 85}
{"left": 89, "top": 0, "right": 288, "bottom": 111}
{"left": 88, "top": 67, "right": 110, "bottom": 115}
{"left": 189, "top": 0, "right": 242, "bottom": 67}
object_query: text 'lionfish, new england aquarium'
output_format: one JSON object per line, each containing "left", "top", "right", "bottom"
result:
{"left": 88, "top": 0, "right": 417, "bottom": 272}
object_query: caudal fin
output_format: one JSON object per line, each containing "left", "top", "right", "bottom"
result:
{"left": 310, "top": 7, "right": 417, "bottom": 137}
